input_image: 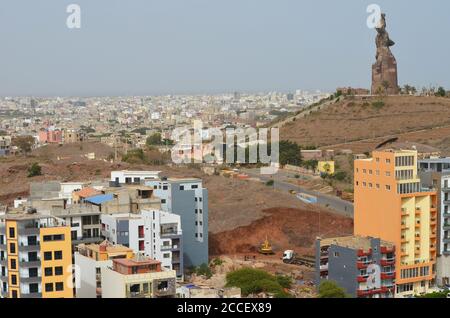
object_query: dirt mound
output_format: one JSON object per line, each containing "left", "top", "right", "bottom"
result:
{"left": 209, "top": 207, "right": 353, "bottom": 256}
{"left": 280, "top": 96, "right": 450, "bottom": 148}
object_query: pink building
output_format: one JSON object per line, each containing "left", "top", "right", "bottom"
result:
{"left": 38, "top": 127, "right": 62, "bottom": 144}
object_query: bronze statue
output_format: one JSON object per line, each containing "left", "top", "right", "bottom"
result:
{"left": 371, "top": 13, "right": 399, "bottom": 95}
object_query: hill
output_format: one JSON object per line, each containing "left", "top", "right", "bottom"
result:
{"left": 278, "top": 95, "right": 450, "bottom": 154}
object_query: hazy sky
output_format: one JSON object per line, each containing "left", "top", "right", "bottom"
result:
{"left": 0, "top": 0, "right": 449, "bottom": 96}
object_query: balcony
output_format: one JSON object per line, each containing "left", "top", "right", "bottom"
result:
{"left": 380, "top": 258, "right": 395, "bottom": 266}
{"left": 357, "top": 261, "right": 368, "bottom": 269}
{"left": 415, "top": 222, "right": 421, "bottom": 229}
{"left": 20, "top": 292, "right": 42, "bottom": 299}
{"left": 401, "top": 210, "right": 409, "bottom": 217}
{"left": 357, "top": 276, "right": 368, "bottom": 283}
{"left": 401, "top": 223, "right": 409, "bottom": 230}
{"left": 160, "top": 245, "right": 173, "bottom": 251}
{"left": 444, "top": 224, "right": 450, "bottom": 231}
{"left": 381, "top": 272, "right": 395, "bottom": 280}
{"left": 20, "top": 276, "right": 41, "bottom": 283}
{"left": 19, "top": 260, "right": 41, "bottom": 267}
{"left": 380, "top": 246, "right": 395, "bottom": 254}
{"left": 430, "top": 218, "right": 437, "bottom": 226}
{"left": 18, "top": 243, "right": 40, "bottom": 252}
{"left": 357, "top": 249, "right": 371, "bottom": 257}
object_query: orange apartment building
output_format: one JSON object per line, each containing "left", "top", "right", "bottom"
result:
{"left": 354, "top": 149, "right": 438, "bottom": 297}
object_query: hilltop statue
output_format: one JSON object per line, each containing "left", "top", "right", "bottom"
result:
{"left": 371, "top": 13, "right": 399, "bottom": 95}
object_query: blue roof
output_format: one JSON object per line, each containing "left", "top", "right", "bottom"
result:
{"left": 85, "top": 193, "right": 114, "bottom": 205}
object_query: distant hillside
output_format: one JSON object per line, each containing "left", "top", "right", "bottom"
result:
{"left": 277, "top": 95, "right": 450, "bottom": 153}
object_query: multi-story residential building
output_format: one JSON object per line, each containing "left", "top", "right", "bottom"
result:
{"left": 101, "top": 210, "right": 183, "bottom": 279}
{"left": 101, "top": 255, "right": 177, "bottom": 298}
{"left": 0, "top": 212, "right": 73, "bottom": 298}
{"left": 111, "top": 170, "right": 161, "bottom": 185}
{"left": 75, "top": 241, "right": 134, "bottom": 298}
{"left": 354, "top": 149, "right": 437, "bottom": 297}
{"left": 418, "top": 157, "right": 450, "bottom": 287}
{"left": 110, "top": 171, "right": 209, "bottom": 268}
{"left": 144, "top": 177, "right": 208, "bottom": 267}
{"left": 63, "top": 128, "right": 85, "bottom": 144}
{"left": 38, "top": 127, "right": 62, "bottom": 144}
{"left": 315, "top": 236, "right": 396, "bottom": 298}
{"left": 0, "top": 136, "right": 11, "bottom": 156}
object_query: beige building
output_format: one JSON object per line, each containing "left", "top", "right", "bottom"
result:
{"left": 101, "top": 255, "right": 176, "bottom": 298}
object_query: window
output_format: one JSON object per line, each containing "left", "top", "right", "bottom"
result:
{"left": 161, "top": 199, "right": 166, "bottom": 204}
{"left": 12, "top": 290, "right": 17, "bottom": 298}
{"left": 385, "top": 171, "right": 391, "bottom": 177}
{"left": 9, "top": 243, "right": 16, "bottom": 254}
{"left": 54, "top": 251, "right": 63, "bottom": 260}
{"left": 29, "top": 283, "right": 39, "bottom": 293}
{"left": 10, "top": 259, "right": 16, "bottom": 270}
{"left": 43, "top": 234, "right": 65, "bottom": 242}
{"left": 334, "top": 252, "right": 340, "bottom": 257}
{"left": 9, "top": 227, "right": 15, "bottom": 238}
{"left": 29, "top": 268, "right": 38, "bottom": 277}
{"left": 27, "top": 236, "right": 37, "bottom": 246}
{"left": 179, "top": 185, "right": 184, "bottom": 190}
{"left": 44, "top": 251, "right": 52, "bottom": 261}
{"left": 191, "top": 185, "right": 198, "bottom": 189}
{"left": 386, "top": 185, "right": 391, "bottom": 191}
{"left": 45, "top": 283, "right": 53, "bottom": 292}
{"left": 45, "top": 267, "right": 53, "bottom": 276}
{"left": 376, "top": 158, "right": 380, "bottom": 163}
{"left": 369, "top": 170, "right": 373, "bottom": 175}
{"left": 163, "top": 185, "right": 168, "bottom": 190}
{"left": 139, "top": 240, "right": 145, "bottom": 251}
{"left": 55, "top": 266, "right": 63, "bottom": 276}
{"left": 55, "top": 282, "right": 64, "bottom": 291}
{"left": 376, "top": 170, "right": 380, "bottom": 176}
{"left": 163, "top": 253, "right": 170, "bottom": 258}
{"left": 199, "top": 209, "right": 202, "bottom": 214}
{"left": 356, "top": 181, "right": 359, "bottom": 186}
{"left": 376, "top": 184, "right": 380, "bottom": 189}
{"left": 369, "top": 183, "right": 373, "bottom": 188}
{"left": 11, "top": 275, "right": 17, "bottom": 285}
{"left": 363, "top": 182, "right": 367, "bottom": 187}
{"left": 386, "top": 159, "right": 391, "bottom": 164}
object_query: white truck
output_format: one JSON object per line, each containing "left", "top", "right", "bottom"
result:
{"left": 282, "top": 250, "right": 315, "bottom": 267}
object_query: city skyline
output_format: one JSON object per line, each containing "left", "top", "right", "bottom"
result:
{"left": 0, "top": 0, "right": 449, "bottom": 97}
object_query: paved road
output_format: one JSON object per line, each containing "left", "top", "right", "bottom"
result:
{"left": 243, "top": 168, "right": 354, "bottom": 218}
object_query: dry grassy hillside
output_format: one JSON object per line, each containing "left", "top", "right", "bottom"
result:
{"left": 280, "top": 96, "right": 450, "bottom": 149}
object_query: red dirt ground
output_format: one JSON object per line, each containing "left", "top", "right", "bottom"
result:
{"left": 209, "top": 207, "right": 353, "bottom": 257}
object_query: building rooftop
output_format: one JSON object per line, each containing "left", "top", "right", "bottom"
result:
{"left": 113, "top": 254, "right": 161, "bottom": 267}
{"left": 377, "top": 142, "right": 439, "bottom": 154}
{"left": 85, "top": 193, "right": 114, "bottom": 205}
{"left": 320, "top": 236, "right": 394, "bottom": 250}
{"left": 75, "top": 187, "right": 102, "bottom": 199}
{"left": 78, "top": 241, "right": 133, "bottom": 255}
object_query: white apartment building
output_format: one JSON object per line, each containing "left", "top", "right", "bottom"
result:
{"left": 101, "top": 209, "right": 183, "bottom": 279}
{"left": 111, "top": 170, "right": 161, "bottom": 185}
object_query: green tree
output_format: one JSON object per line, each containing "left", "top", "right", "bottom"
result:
{"left": 12, "top": 135, "right": 34, "bottom": 154}
{"left": 146, "top": 133, "right": 163, "bottom": 146}
{"left": 279, "top": 140, "right": 302, "bottom": 166}
{"left": 226, "top": 268, "right": 291, "bottom": 298}
{"left": 436, "top": 86, "right": 447, "bottom": 97}
{"left": 27, "top": 163, "right": 42, "bottom": 178}
{"left": 265, "top": 180, "right": 274, "bottom": 187}
{"left": 318, "top": 281, "right": 348, "bottom": 298}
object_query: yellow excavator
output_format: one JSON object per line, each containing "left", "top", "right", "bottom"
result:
{"left": 258, "top": 236, "right": 274, "bottom": 255}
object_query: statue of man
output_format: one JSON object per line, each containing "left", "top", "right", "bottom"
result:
{"left": 375, "top": 14, "right": 395, "bottom": 60}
